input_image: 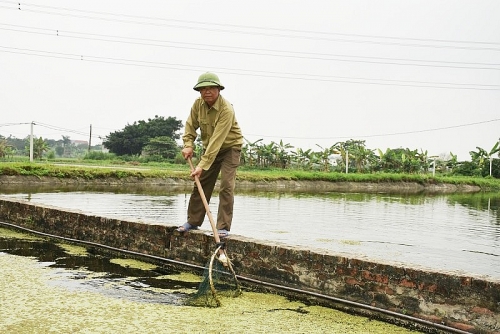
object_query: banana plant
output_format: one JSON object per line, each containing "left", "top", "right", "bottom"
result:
{"left": 24, "top": 137, "right": 50, "bottom": 160}
{"left": 314, "top": 144, "right": 335, "bottom": 172}
{"left": 257, "top": 141, "right": 278, "bottom": 168}
{"left": 469, "top": 147, "right": 489, "bottom": 167}
{"left": 242, "top": 138, "right": 263, "bottom": 167}
{"left": 275, "top": 140, "right": 294, "bottom": 169}
{"left": 469, "top": 142, "right": 499, "bottom": 177}
{"left": 291, "top": 148, "right": 313, "bottom": 170}
{"left": 446, "top": 152, "right": 458, "bottom": 170}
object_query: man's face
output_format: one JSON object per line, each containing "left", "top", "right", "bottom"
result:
{"left": 199, "top": 86, "right": 220, "bottom": 106}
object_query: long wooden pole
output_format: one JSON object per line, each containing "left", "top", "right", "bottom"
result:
{"left": 188, "top": 158, "right": 221, "bottom": 244}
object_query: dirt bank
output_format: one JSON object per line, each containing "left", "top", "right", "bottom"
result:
{"left": 0, "top": 175, "right": 481, "bottom": 194}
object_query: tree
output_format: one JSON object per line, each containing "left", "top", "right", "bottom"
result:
{"left": 469, "top": 146, "right": 489, "bottom": 168}
{"left": 241, "top": 138, "right": 263, "bottom": 167}
{"left": 331, "top": 140, "right": 377, "bottom": 173}
{"left": 468, "top": 143, "right": 500, "bottom": 177}
{"left": 103, "top": 115, "right": 182, "bottom": 156}
{"left": 291, "top": 148, "right": 314, "bottom": 170}
{"left": 452, "top": 161, "right": 482, "bottom": 177}
{"left": 6, "top": 136, "right": 26, "bottom": 154}
{"left": 275, "top": 140, "right": 294, "bottom": 169}
{"left": 376, "top": 148, "right": 408, "bottom": 173}
{"left": 61, "top": 135, "right": 72, "bottom": 157}
{"left": 445, "top": 152, "right": 458, "bottom": 171}
{"left": 471, "top": 141, "right": 500, "bottom": 177}
{"left": 55, "top": 145, "right": 65, "bottom": 157}
{"left": 258, "top": 142, "right": 277, "bottom": 168}
{"left": 25, "top": 137, "right": 49, "bottom": 160}
{"left": 314, "top": 144, "right": 336, "bottom": 172}
{"left": 346, "top": 141, "right": 376, "bottom": 173}
{"left": 0, "top": 137, "right": 13, "bottom": 158}
{"left": 142, "top": 136, "right": 180, "bottom": 160}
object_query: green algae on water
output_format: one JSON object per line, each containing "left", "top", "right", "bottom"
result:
{"left": 154, "top": 271, "right": 202, "bottom": 283}
{"left": 109, "top": 257, "right": 158, "bottom": 271}
{"left": 0, "top": 226, "right": 42, "bottom": 241}
{"left": 0, "top": 227, "right": 424, "bottom": 333}
{"left": 58, "top": 242, "right": 89, "bottom": 256}
{"left": 1, "top": 252, "right": 422, "bottom": 334}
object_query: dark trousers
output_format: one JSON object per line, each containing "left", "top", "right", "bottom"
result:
{"left": 187, "top": 147, "right": 241, "bottom": 231}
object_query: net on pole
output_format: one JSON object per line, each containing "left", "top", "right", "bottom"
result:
{"left": 186, "top": 245, "right": 242, "bottom": 307}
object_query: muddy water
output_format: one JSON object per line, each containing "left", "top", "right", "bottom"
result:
{"left": 2, "top": 189, "right": 499, "bottom": 280}
{"left": 0, "top": 227, "right": 421, "bottom": 334}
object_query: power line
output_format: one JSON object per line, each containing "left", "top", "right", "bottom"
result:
{"left": 1, "top": 3, "right": 498, "bottom": 92}
{"left": 34, "top": 121, "right": 108, "bottom": 139}
{"left": 3, "top": 119, "right": 498, "bottom": 148}
{"left": 245, "top": 118, "right": 500, "bottom": 141}
{"left": 0, "top": 122, "right": 31, "bottom": 127}
{"left": 0, "top": 121, "right": 106, "bottom": 141}
{"left": 1, "top": 46, "right": 499, "bottom": 91}
{"left": 1, "top": 0, "right": 499, "bottom": 51}
{"left": 34, "top": 122, "right": 90, "bottom": 137}
{"left": 2, "top": 23, "right": 500, "bottom": 71}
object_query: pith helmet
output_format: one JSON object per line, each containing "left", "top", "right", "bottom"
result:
{"left": 193, "top": 72, "right": 225, "bottom": 91}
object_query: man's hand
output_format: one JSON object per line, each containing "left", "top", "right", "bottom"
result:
{"left": 183, "top": 148, "right": 202, "bottom": 178}
{"left": 190, "top": 166, "right": 203, "bottom": 179}
{"left": 181, "top": 147, "right": 193, "bottom": 160}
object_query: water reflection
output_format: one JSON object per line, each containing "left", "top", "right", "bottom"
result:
{"left": 448, "top": 192, "right": 500, "bottom": 219}
{"left": 1, "top": 186, "right": 499, "bottom": 280}
{"left": 0, "top": 231, "right": 194, "bottom": 305}
{"left": 0, "top": 183, "right": 190, "bottom": 196}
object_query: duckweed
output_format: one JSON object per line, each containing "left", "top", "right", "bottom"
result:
{"left": 58, "top": 243, "right": 89, "bottom": 256}
{"left": 0, "top": 227, "right": 41, "bottom": 241}
{"left": 109, "top": 258, "right": 158, "bottom": 271}
{"left": 154, "top": 272, "right": 202, "bottom": 283}
{"left": 0, "top": 228, "right": 423, "bottom": 333}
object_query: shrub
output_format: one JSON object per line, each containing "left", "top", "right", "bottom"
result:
{"left": 452, "top": 161, "right": 482, "bottom": 177}
{"left": 84, "top": 151, "right": 117, "bottom": 160}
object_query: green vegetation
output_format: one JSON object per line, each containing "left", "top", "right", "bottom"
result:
{"left": 0, "top": 251, "right": 418, "bottom": 334}
{"left": 1, "top": 117, "right": 499, "bottom": 180}
{"left": 0, "top": 162, "right": 187, "bottom": 180}
{"left": 1, "top": 161, "right": 499, "bottom": 191}
{"left": 103, "top": 115, "right": 182, "bottom": 157}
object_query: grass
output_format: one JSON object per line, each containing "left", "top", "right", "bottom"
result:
{"left": 1, "top": 160, "right": 499, "bottom": 191}
{"left": 0, "top": 161, "right": 184, "bottom": 180}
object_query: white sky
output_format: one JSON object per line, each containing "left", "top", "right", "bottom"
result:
{"left": 1, "top": 0, "right": 499, "bottom": 161}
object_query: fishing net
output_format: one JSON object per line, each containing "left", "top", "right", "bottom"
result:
{"left": 186, "top": 243, "right": 242, "bottom": 307}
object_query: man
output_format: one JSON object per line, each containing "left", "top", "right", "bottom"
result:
{"left": 176, "top": 72, "right": 243, "bottom": 238}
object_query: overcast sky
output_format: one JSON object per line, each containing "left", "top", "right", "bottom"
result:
{"left": 1, "top": 0, "right": 499, "bottom": 161}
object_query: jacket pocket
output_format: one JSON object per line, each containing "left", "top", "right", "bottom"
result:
{"left": 199, "top": 118, "right": 212, "bottom": 136}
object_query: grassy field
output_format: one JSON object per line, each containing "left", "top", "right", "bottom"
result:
{"left": 1, "top": 160, "right": 499, "bottom": 191}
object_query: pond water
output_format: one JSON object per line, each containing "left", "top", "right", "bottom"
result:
{"left": 0, "top": 227, "right": 421, "bottom": 333}
{"left": 1, "top": 187, "right": 499, "bottom": 280}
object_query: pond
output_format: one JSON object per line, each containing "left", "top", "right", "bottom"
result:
{"left": 0, "top": 227, "right": 422, "bottom": 334}
{"left": 1, "top": 186, "right": 499, "bottom": 280}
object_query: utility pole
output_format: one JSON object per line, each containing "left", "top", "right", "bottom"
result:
{"left": 345, "top": 149, "right": 349, "bottom": 174}
{"left": 88, "top": 124, "right": 92, "bottom": 152}
{"left": 430, "top": 156, "right": 439, "bottom": 176}
{"left": 30, "top": 121, "right": 34, "bottom": 162}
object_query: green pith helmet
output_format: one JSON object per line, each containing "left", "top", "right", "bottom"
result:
{"left": 193, "top": 72, "right": 225, "bottom": 91}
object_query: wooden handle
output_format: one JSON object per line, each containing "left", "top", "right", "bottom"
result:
{"left": 188, "top": 158, "right": 221, "bottom": 244}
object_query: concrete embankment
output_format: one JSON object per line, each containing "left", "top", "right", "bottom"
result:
{"left": 0, "top": 197, "right": 498, "bottom": 334}
{"left": 0, "top": 174, "right": 483, "bottom": 193}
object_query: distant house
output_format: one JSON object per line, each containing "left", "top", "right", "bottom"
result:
{"left": 71, "top": 140, "right": 88, "bottom": 147}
